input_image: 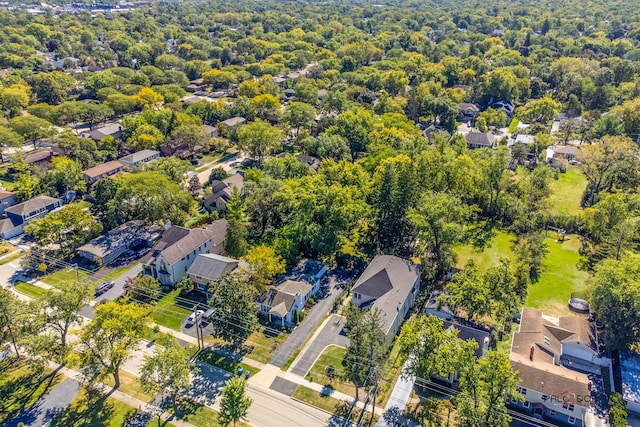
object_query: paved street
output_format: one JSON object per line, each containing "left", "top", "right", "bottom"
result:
{"left": 79, "top": 263, "right": 143, "bottom": 319}
{"left": 289, "top": 314, "right": 349, "bottom": 376}
{"left": 196, "top": 153, "right": 247, "bottom": 185}
{"left": 6, "top": 377, "right": 81, "bottom": 427}
{"left": 269, "top": 269, "right": 353, "bottom": 367}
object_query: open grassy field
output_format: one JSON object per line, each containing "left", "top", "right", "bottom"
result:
{"left": 546, "top": 165, "right": 587, "bottom": 217}
{"left": 13, "top": 281, "right": 48, "bottom": 299}
{"left": 0, "top": 360, "right": 63, "bottom": 425}
{"left": 50, "top": 388, "right": 137, "bottom": 427}
{"left": 454, "top": 230, "right": 590, "bottom": 317}
{"left": 305, "top": 345, "right": 356, "bottom": 397}
{"left": 195, "top": 349, "right": 259, "bottom": 378}
{"left": 244, "top": 327, "right": 286, "bottom": 364}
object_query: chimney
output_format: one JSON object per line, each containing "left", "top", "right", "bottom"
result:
{"left": 529, "top": 345, "right": 535, "bottom": 361}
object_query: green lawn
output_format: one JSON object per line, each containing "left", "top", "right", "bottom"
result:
{"left": 454, "top": 230, "right": 515, "bottom": 270}
{"left": 292, "top": 385, "right": 377, "bottom": 425}
{"left": 455, "top": 230, "right": 590, "bottom": 317}
{"left": 305, "top": 345, "right": 357, "bottom": 398}
{"left": 0, "top": 177, "right": 16, "bottom": 191}
{"left": 150, "top": 290, "right": 191, "bottom": 330}
{"left": 0, "top": 250, "right": 25, "bottom": 266}
{"left": 195, "top": 349, "right": 259, "bottom": 378}
{"left": 102, "top": 370, "right": 154, "bottom": 403}
{"left": 13, "top": 281, "right": 48, "bottom": 299}
{"left": 42, "top": 268, "right": 90, "bottom": 287}
{"left": 546, "top": 165, "right": 587, "bottom": 217}
{"left": 175, "top": 399, "right": 224, "bottom": 427}
{"left": 244, "top": 327, "right": 286, "bottom": 364}
{"left": 0, "top": 360, "right": 63, "bottom": 425}
{"left": 69, "top": 200, "right": 92, "bottom": 209}
{"left": 525, "top": 234, "right": 590, "bottom": 316}
{"left": 50, "top": 388, "right": 137, "bottom": 427}
{"left": 146, "top": 420, "right": 176, "bottom": 427}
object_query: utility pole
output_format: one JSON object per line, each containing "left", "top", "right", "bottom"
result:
{"left": 193, "top": 304, "right": 201, "bottom": 350}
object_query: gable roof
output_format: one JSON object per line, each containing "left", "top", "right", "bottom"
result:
{"left": 459, "top": 102, "right": 480, "bottom": 113}
{"left": 208, "top": 173, "right": 245, "bottom": 203}
{"left": 465, "top": 131, "right": 495, "bottom": 147}
{"left": 0, "top": 190, "right": 15, "bottom": 201}
{"left": 352, "top": 255, "right": 420, "bottom": 334}
{"left": 187, "top": 253, "right": 238, "bottom": 282}
{"left": 24, "top": 150, "right": 52, "bottom": 164}
{"left": 511, "top": 308, "right": 595, "bottom": 365}
{"left": 118, "top": 150, "right": 160, "bottom": 165}
{"left": 258, "top": 279, "right": 313, "bottom": 317}
{"left": 0, "top": 217, "right": 19, "bottom": 233}
{"left": 6, "top": 195, "right": 61, "bottom": 216}
{"left": 220, "top": 117, "right": 246, "bottom": 127}
{"left": 206, "top": 219, "right": 228, "bottom": 246}
{"left": 77, "top": 220, "right": 157, "bottom": 259}
{"left": 89, "top": 123, "right": 122, "bottom": 140}
{"left": 141, "top": 225, "right": 217, "bottom": 266}
{"left": 83, "top": 160, "right": 123, "bottom": 179}
{"left": 443, "top": 319, "right": 491, "bottom": 359}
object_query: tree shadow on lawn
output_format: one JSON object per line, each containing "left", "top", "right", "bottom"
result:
{"left": 466, "top": 221, "right": 497, "bottom": 249}
{"left": 0, "top": 360, "right": 61, "bottom": 424}
{"left": 50, "top": 387, "right": 117, "bottom": 427}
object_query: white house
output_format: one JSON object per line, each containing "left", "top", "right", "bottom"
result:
{"left": 0, "top": 195, "right": 62, "bottom": 239}
{"left": 141, "top": 220, "right": 227, "bottom": 286}
{"left": 257, "top": 280, "right": 313, "bottom": 326}
{"left": 352, "top": 255, "right": 420, "bottom": 341}
{"left": 187, "top": 253, "right": 239, "bottom": 297}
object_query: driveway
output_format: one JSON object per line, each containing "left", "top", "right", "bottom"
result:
{"left": 196, "top": 153, "right": 247, "bottom": 185}
{"left": 79, "top": 263, "right": 143, "bottom": 319}
{"left": 289, "top": 314, "right": 349, "bottom": 376}
{"left": 7, "top": 377, "right": 81, "bottom": 427}
{"left": 269, "top": 269, "right": 354, "bottom": 368}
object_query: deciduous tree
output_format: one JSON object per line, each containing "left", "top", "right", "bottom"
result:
{"left": 219, "top": 377, "right": 252, "bottom": 427}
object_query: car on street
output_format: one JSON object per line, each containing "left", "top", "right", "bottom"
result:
{"left": 95, "top": 281, "right": 115, "bottom": 296}
{"left": 186, "top": 310, "right": 204, "bottom": 325}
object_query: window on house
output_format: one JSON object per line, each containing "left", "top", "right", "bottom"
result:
{"left": 568, "top": 416, "right": 575, "bottom": 424}
{"left": 549, "top": 410, "right": 556, "bottom": 416}
{"left": 543, "top": 336, "right": 551, "bottom": 345}
{"left": 523, "top": 401, "right": 530, "bottom": 408}
{"left": 518, "top": 387, "right": 527, "bottom": 395}
{"left": 562, "top": 404, "right": 575, "bottom": 411}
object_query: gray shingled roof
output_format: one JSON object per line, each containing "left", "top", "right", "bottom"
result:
{"left": 141, "top": 226, "right": 217, "bottom": 266}
{"left": 258, "top": 280, "right": 313, "bottom": 317}
{"left": 77, "top": 220, "right": 154, "bottom": 259}
{"left": 118, "top": 150, "right": 160, "bottom": 165}
{"left": 187, "top": 253, "right": 238, "bottom": 282}
{"left": 83, "top": 160, "right": 123, "bottom": 179}
{"left": 352, "top": 255, "right": 420, "bottom": 334}
{"left": 5, "top": 195, "right": 61, "bottom": 216}
{"left": 465, "top": 131, "right": 495, "bottom": 147}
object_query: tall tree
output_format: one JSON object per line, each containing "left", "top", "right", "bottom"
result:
{"left": 237, "top": 119, "right": 283, "bottom": 163}
{"left": 140, "top": 338, "right": 196, "bottom": 413}
{"left": 10, "top": 115, "right": 52, "bottom": 149}
{"left": 42, "top": 281, "right": 92, "bottom": 351}
{"left": 243, "top": 245, "right": 285, "bottom": 293}
{"left": 283, "top": 102, "right": 316, "bottom": 140}
{"left": 219, "top": 377, "right": 252, "bottom": 427}
{"left": 76, "top": 301, "right": 149, "bottom": 388}
{"left": 207, "top": 272, "right": 258, "bottom": 345}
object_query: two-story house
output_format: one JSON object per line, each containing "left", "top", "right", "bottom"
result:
{"left": 257, "top": 280, "right": 314, "bottom": 326}
{"left": 352, "top": 255, "right": 421, "bottom": 341}
{"left": 203, "top": 173, "right": 245, "bottom": 213}
{"left": 508, "top": 307, "right": 610, "bottom": 427}
{"left": 141, "top": 221, "right": 227, "bottom": 286}
{"left": 83, "top": 160, "right": 124, "bottom": 185}
{"left": 0, "top": 195, "right": 62, "bottom": 239}
{"left": 187, "top": 253, "right": 239, "bottom": 298}
{"left": 0, "top": 190, "right": 16, "bottom": 215}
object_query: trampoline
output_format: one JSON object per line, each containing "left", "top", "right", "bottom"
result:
{"left": 568, "top": 297, "right": 590, "bottom": 313}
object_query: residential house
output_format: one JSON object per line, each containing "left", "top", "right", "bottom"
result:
{"left": 546, "top": 145, "right": 579, "bottom": 162}
{"left": 77, "top": 220, "right": 161, "bottom": 265}
{"left": 458, "top": 102, "right": 481, "bottom": 123}
{"left": 490, "top": 100, "right": 515, "bottom": 124}
{"left": 0, "top": 195, "right": 62, "bottom": 239}
{"left": 272, "top": 76, "right": 287, "bottom": 86}
{"left": 83, "top": 160, "right": 123, "bottom": 185}
{"left": 187, "top": 78, "right": 206, "bottom": 93}
{"left": 277, "top": 153, "right": 321, "bottom": 171}
{"left": 24, "top": 150, "right": 53, "bottom": 168}
{"left": 187, "top": 253, "right": 239, "bottom": 297}
{"left": 280, "top": 258, "right": 327, "bottom": 293}
{"left": 0, "top": 190, "right": 16, "bottom": 215}
{"left": 257, "top": 280, "right": 314, "bottom": 326}
{"left": 422, "top": 125, "right": 451, "bottom": 143}
{"left": 87, "top": 123, "right": 122, "bottom": 141}
{"left": 514, "top": 134, "right": 535, "bottom": 145}
{"left": 352, "top": 255, "right": 421, "bottom": 341}
{"left": 141, "top": 221, "right": 227, "bottom": 286}
{"left": 507, "top": 308, "right": 610, "bottom": 427}
{"left": 620, "top": 351, "right": 640, "bottom": 414}
{"left": 203, "top": 173, "right": 245, "bottom": 213}
{"left": 203, "top": 124, "right": 219, "bottom": 138}
{"left": 465, "top": 131, "right": 497, "bottom": 149}
{"left": 218, "top": 117, "right": 246, "bottom": 133}
{"left": 118, "top": 150, "right": 161, "bottom": 167}
{"left": 283, "top": 89, "right": 295, "bottom": 99}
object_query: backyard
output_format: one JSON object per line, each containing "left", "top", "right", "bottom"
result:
{"left": 454, "top": 230, "right": 590, "bottom": 317}
{"left": 546, "top": 165, "right": 587, "bottom": 217}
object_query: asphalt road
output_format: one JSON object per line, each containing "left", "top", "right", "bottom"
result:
{"left": 79, "top": 264, "right": 143, "bottom": 319}
{"left": 6, "top": 377, "right": 81, "bottom": 427}
{"left": 289, "top": 313, "right": 349, "bottom": 377}
{"left": 269, "top": 269, "right": 354, "bottom": 368}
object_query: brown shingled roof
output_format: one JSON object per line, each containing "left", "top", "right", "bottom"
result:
{"left": 83, "top": 160, "right": 123, "bottom": 179}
